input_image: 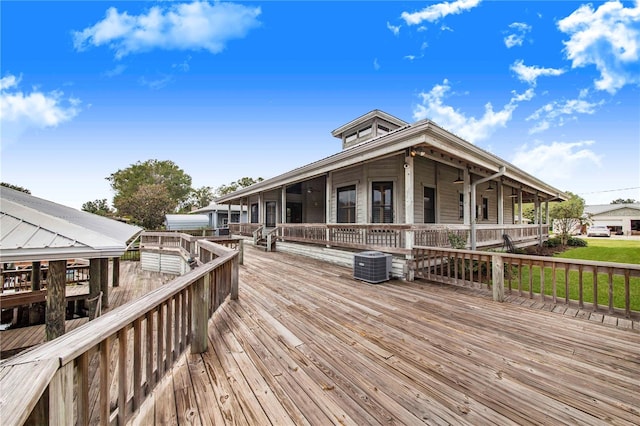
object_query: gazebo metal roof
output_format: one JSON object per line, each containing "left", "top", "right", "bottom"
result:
{"left": 1, "top": 187, "right": 142, "bottom": 262}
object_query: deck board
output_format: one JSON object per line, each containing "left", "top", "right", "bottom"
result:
{"left": 140, "top": 246, "right": 640, "bottom": 425}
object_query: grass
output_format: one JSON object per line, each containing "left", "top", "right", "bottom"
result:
{"left": 555, "top": 237, "right": 640, "bottom": 265}
{"left": 500, "top": 238, "right": 640, "bottom": 312}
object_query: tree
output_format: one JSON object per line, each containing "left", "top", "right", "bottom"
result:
{"left": 214, "top": 177, "right": 263, "bottom": 197}
{"left": 611, "top": 198, "right": 636, "bottom": 204}
{"left": 1, "top": 182, "right": 31, "bottom": 193}
{"left": 180, "top": 186, "right": 214, "bottom": 212}
{"left": 82, "top": 199, "right": 114, "bottom": 216}
{"left": 107, "top": 159, "right": 192, "bottom": 223}
{"left": 550, "top": 192, "right": 587, "bottom": 245}
{"left": 117, "top": 184, "right": 173, "bottom": 229}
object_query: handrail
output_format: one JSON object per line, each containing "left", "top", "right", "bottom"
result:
{"left": 0, "top": 239, "right": 239, "bottom": 426}
{"left": 413, "top": 245, "right": 640, "bottom": 319}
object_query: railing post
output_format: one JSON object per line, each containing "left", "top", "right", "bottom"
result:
{"left": 238, "top": 238, "right": 244, "bottom": 266}
{"left": 191, "top": 274, "right": 210, "bottom": 353}
{"left": 231, "top": 254, "right": 239, "bottom": 300}
{"left": 492, "top": 254, "right": 504, "bottom": 302}
{"left": 49, "top": 362, "right": 74, "bottom": 425}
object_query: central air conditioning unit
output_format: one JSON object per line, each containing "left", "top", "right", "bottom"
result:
{"left": 353, "top": 251, "right": 392, "bottom": 283}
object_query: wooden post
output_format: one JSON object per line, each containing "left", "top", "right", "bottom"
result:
{"left": 49, "top": 362, "right": 74, "bottom": 425}
{"left": 238, "top": 238, "right": 244, "bottom": 266}
{"left": 112, "top": 257, "right": 120, "bottom": 288}
{"left": 31, "top": 261, "right": 41, "bottom": 290}
{"left": 491, "top": 254, "right": 504, "bottom": 302}
{"left": 191, "top": 274, "right": 210, "bottom": 353}
{"left": 46, "top": 260, "right": 67, "bottom": 340}
{"left": 30, "top": 261, "right": 42, "bottom": 324}
{"left": 231, "top": 255, "right": 239, "bottom": 300}
{"left": 89, "top": 258, "right": 101, "bottom": 319}
{"left": 100, "top": 258, "right": 109, "bottom": 309}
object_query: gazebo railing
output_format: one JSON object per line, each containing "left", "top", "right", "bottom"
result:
{"left": 0, "top": 239, "right": 239, "bottom": 426}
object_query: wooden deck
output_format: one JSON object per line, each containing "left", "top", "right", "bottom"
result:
{"left": 0, "top": 262, "right": 174, "bottom": 358}
{"left": 133, "top": 246, "right": 640, "bottom": 425}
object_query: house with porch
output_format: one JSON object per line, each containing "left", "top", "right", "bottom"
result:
{"left": 216, "top": 110, "right": 567, "bottom": 278}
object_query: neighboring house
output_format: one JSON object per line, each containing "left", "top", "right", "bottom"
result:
{"left": 190, "top": 202, "right": 248, "bottom": 229}
{"left": 216, "top": 110, "right": 567, "bottom": 278}
{"left": 165, "top": 214, "right": 209, "bottom": 231}
{"left": 584, "top": 203, "right": 640, "bottom": 235}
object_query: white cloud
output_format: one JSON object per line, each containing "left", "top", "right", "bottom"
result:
{"left": 386, "top": 21, "right": 400, "bottom": 36}
{"left": 139, "top": 75, "right": 173, "bottom": 90}
{"left": 373, "top": 58, "right": 380, "bottom": 71}
{"left": 557, "top": 0, "right": 640, "bottom": 93}
{"left": 512, "top": 140, "right": 602, "bottom": 181}
{"left": 73, "top": 1, "right": 261, "bottom": 59}
{"left": 401, "top": 0, "right": 481, "bottom": 26}
{"left": 511, "top": 59, "right": 565, "bottom": 85}
{"left": 103, "top": 64, "right": 127, "bottom": 77}
{"left": 504, "top": 22, "right": 531, "bottom": 48}
{"left": 526, "top": 97, "right": 603, "bottom": 134}
{"left": 412, "top": 79, "right": 532, "bottom": 143}
{"left": 0, "top": 74, "right": 81, "bottom": 146}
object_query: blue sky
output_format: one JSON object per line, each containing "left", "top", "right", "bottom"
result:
{"left": 1, "top": 0, "right": 639, "bottom": 209}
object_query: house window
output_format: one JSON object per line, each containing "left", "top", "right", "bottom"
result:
{"left": 424, "top": 187, "right": 436, "bottom": 223}
{"left": 250, "top": 203, "right": 258, "bottom": 223}
{"left": 372, "top": 181, "right": 393, "bottom": 223}
{"left": 459, "top": 193, "right": 464, "bottom": 219}
{"left": 482, "top": 197, "right": 489, "bottom": 220}
{"left": 337, "top": 185, "right": 356, "bottom": 223}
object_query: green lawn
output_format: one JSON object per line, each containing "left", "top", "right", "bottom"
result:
{"left": 502, "top": 238, "right": 640, "bottom": 311}
{"left": 555, "top": 238, "right": 640, "bottom": 265}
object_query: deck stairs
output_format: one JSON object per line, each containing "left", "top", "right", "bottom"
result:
{"left": 254, "top": 227, "right": 277, "bottom": 252}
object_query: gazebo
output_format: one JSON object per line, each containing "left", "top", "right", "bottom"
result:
{"left": 0, "top": 187, "right": 141, "bottom": 340}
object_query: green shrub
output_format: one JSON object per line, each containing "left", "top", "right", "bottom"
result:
{"left": 544, "top": 237, "right": 562, "bottom": 248}
{"left": 567, "top": 237, "right": 587, "bottom": 247}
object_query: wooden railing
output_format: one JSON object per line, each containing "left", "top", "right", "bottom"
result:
{"left": 228, "top": 223, "right": 262, "bottom": 237}
{"left": 1, "top": 265, "right": 91, "bottom": 293}
{"left": 140, "top": 232, "right": 244, "bottom": 265}
{"left": 413, "top": 246, "right": 640, "bottom": 319}
{"left": 274, "top": 223, "right": 548, "bottom": 253}
{"left": 0, "top": 240, "right": 239, "bottom": 426}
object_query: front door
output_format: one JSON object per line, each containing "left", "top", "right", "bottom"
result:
{"left": 265, "top": 201, "right": 277, "bottom": 227}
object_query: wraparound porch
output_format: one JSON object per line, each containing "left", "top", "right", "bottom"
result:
{"left": 229, "top": 223, "right": 549, "bottom": 254}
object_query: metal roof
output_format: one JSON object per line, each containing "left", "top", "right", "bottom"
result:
{"left": 216, "top": 113, "right": 568, "bottom": 204}
{"left": 190, "top": 202, "right": 247, "bottom": 214}
{"left": 1, "top": 187, "right": 142, "bottom": 262}
{"left": 585, "top": 203, "right": 640, "bottom": 216}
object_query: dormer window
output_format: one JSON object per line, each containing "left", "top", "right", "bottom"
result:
{"left": 331, "top": 110, "right": 408, "bottom": 150}
{"left": 359, "top": 126, "right": 372, "bottom": 138}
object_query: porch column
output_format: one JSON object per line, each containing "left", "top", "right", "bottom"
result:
{"left": 281, "top": 186, "right": 287, "bottom": 224}
{"left": 545, "top": 200, "right": 550, "bottom": 225}
{"left": 535, "top": 193, "right": 543, "bottom": 246}
{"left": 258, "top": 193, "right": 264, "bottom": 224}
{"left": 518, "top": 189, "right": 523, "bottom": 224}
{"left": 46, "top": 260, "right": 67, "bottom": 341}
{"left": 326, "top": 172, "right": 332, "bottom": 244}
{"left": 405, "top": 155, "right": 415, "bottom": 280}
{"left": 228, "top": 204, "right": 232, "bottom": 226}
{"left": 463, "top": 168, "right": 471, "bottom": 226}
{"left": 239, "top": 198, "right": 244, "bottom": 223}
{"left": 497, "top": 180, "right": 504, "bottom": 225}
